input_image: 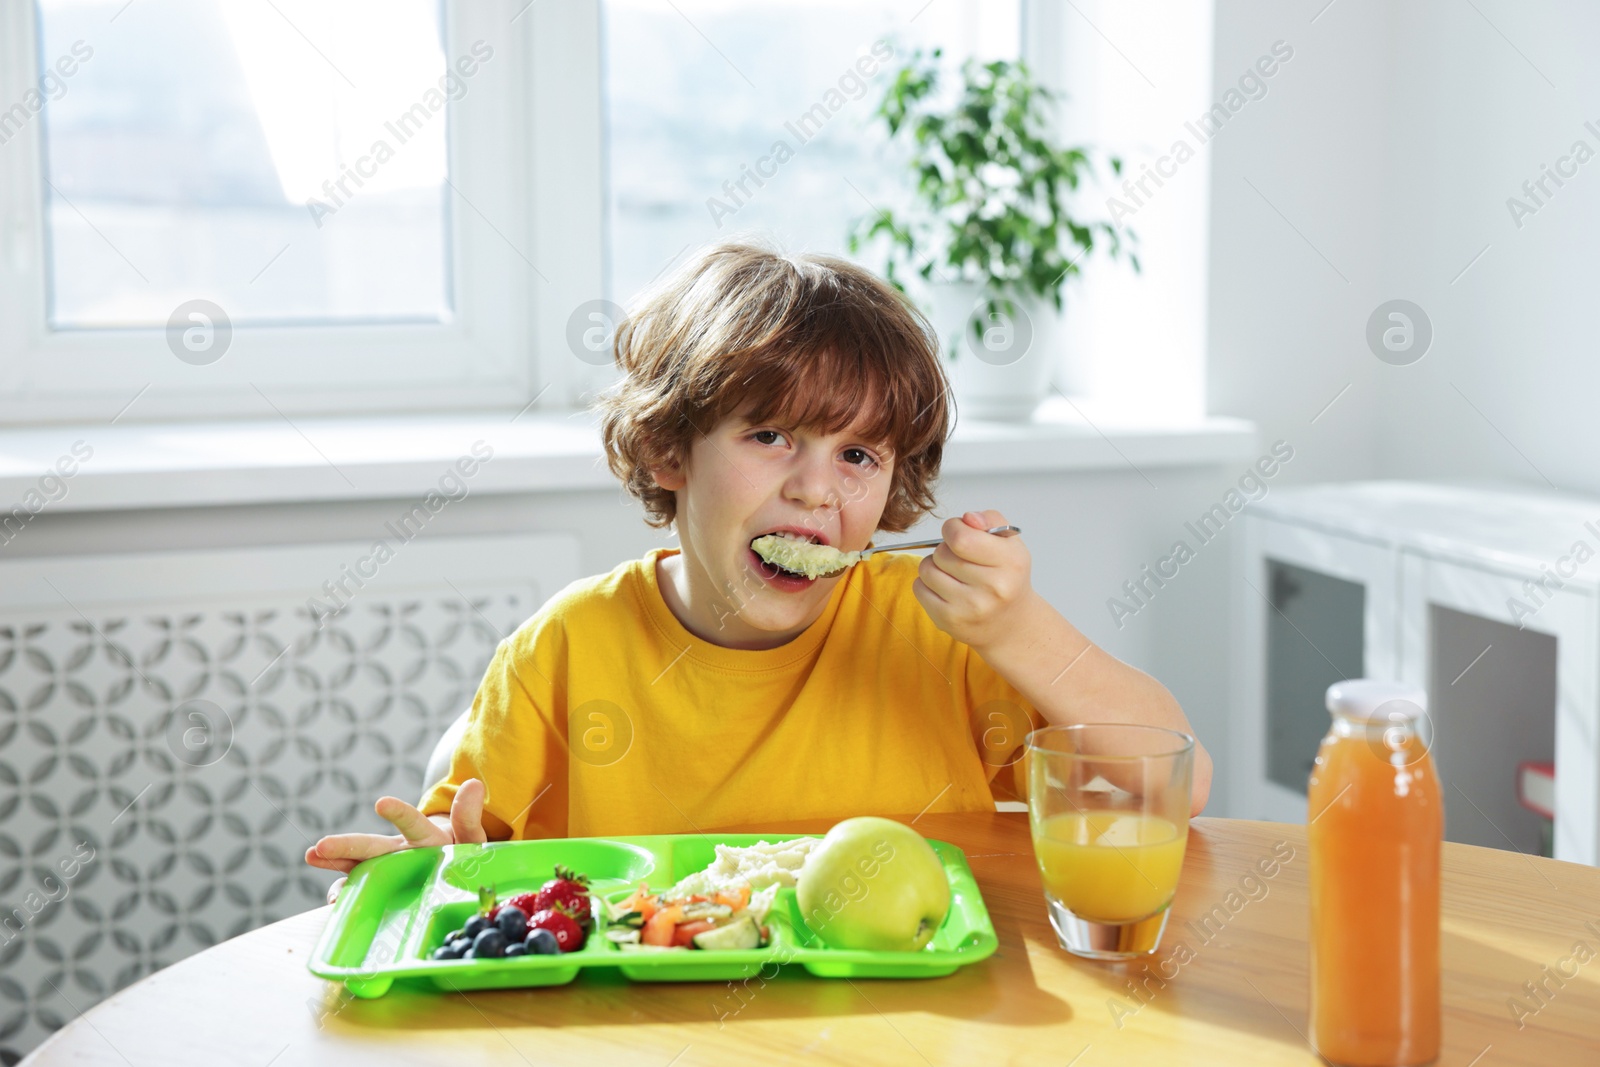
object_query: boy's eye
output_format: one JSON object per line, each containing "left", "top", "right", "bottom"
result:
{"left": 749, "top": 429, "right": 878, "bottom": 468}
{"left": 842, "top": 447, "right": 879, "bottom": 468}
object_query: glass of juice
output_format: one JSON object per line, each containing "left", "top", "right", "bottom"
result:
{"left": 1026, "top": 723, "right": 1195, "bottom": 959}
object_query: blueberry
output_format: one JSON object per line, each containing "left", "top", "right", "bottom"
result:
{"left": 444, "top": 927, "right": 467, "bottom": 943}
{"left": 449, "top": 936, "right": 473, "bottom": 955}
{"left": 432, "top": 944, "right": 457, "bottom": 961}
{"left": 471, "top": 928, "right": 506, "bottom": 958}
{"left": 504, "top": 943, "right": 527, "bottom": 957}
{"left": 496, "top": 905, "right": 527, "bottom": 940}
{"left": 463, "top": 915, "right": 489, "bottom": 939}
{"left": 526, "top": 927, "right": 560, "bottom": 955}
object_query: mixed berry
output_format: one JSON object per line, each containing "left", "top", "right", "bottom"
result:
{"left": 431, "top": 867, "right": 594, "bottom": 960}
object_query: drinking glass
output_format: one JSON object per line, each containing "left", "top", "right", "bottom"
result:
{"left": 1026, "top": 723, "right": 1195, "bottom": 960}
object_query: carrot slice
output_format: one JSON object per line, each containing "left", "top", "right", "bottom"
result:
{"left": 620, "top": 885, "right": 660, "bottom": 922}
{"left": 714, "top": 885, "right": 752, "bottom": 910}
{"left": 642, "top": 904, "right": 683, "bottom": 947}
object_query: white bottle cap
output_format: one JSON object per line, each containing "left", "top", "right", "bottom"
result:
{"left": 1325, "top": 679, "right": 1428, "bottom": 722}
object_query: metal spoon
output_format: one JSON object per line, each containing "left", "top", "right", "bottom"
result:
{"left": 858, "top": 523, "right": 1023, "bottom": 560}
{"left": 811, "top": 524, "right": 1022, "bottom": 576}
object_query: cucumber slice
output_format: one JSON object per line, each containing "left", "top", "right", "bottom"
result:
{"left": 691, "top": 915, "right": 761, "bottom": 951}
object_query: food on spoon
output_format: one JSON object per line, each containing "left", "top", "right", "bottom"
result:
{"left": 750, "top": 533, "right": 860, "bottom": 579}
{"left": 795, "top": 816, "right": 951, "bottom": 952}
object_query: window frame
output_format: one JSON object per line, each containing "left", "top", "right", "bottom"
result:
{"left": 0, "top": 0, "right": 604, "bottom": 424}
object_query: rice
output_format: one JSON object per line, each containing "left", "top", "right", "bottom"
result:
{"left": 667, "top": 837, "right": 820, "bottom": 898}
{"left": 750, "top": 535, "right": 858, "bottom": 579}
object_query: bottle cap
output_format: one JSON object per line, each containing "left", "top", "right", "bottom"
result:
{"left": 1325, "top": 679, "right": 1427, "bottom": 722}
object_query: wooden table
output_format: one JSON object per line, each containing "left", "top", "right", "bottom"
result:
{"left": 20, "top": 813, "right": 1600, "bottom": 1066}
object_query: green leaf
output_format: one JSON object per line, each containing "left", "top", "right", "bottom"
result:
{"left": 848, "top": 47, "right": 1135, "bottom": 303}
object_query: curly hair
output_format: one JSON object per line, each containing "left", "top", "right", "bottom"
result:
{"left": 593, "top": 241, "right": 953, "bottom": 534}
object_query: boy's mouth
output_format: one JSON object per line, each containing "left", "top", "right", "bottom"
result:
{"left": 749, "top": 525, "right": 830, "bottom": 547}
{"left": 747, "top": 528, "right": 824, "bottom": 583}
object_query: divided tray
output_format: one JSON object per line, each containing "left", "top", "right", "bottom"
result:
{"left": 307, "top": 832, "right": 998, "bottom": 996}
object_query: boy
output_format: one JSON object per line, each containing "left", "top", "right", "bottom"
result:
{"left": 306, "top": 243, "right": 1212, "bottom": 894}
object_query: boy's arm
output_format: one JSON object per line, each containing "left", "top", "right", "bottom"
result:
{"left": 417, "top": 629, "right": 567, "bottom": 839}
{"left": 914, "top": 510, "right": 1214, "bottom": 815}
{"left": 967, "top": 588, "right": 1213, "bottom": 814}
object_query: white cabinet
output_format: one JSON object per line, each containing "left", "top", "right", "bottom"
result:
{"left": 1234, "top": 481, "right": 1600, "bottom": 865}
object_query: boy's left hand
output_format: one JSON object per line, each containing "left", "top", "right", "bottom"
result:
{"left": 912, "top": 509, "right": 1037, "bottom": 653}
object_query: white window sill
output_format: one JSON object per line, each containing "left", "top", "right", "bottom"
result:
{"left": 0, "top": 398, "right": 1258, "bottom": 514}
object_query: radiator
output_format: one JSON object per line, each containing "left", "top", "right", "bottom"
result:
{"left": 0, "top": 532, "right": 578, "bottom": 1060}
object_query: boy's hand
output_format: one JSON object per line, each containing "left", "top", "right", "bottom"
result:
{"left": 305, "top": 778, "right": 489, "bottom": 905}
{"left": 912, "top": 509, "right": 1037, "bottom": 653}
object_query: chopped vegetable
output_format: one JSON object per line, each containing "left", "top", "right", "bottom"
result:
{"left": 606, "top": 881, "right": 772, "bottom": 952}
{"left": 693, "top": 915, "right": 761, "bottom": 951}
{"left": 641, "top": 904, "right": 684, "bottom": 947}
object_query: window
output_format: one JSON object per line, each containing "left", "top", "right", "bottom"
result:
{"left": 599, "top": 0, "right": 1214, "bottom": 423}
{"left": 602, "top": 0, "right": 1020, "bottom": 304}
{"left": 0, "top": 0, "right": 1211, "bottom": 424}
{"left": 0, "top": 0, "right": 538, "bottom": 422}
{"left": 36, "top": 0, "right": 453, "bottom": 328}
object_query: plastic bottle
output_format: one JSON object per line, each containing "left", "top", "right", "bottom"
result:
{"left": 1308, "top": 679, "right": 1442, "bottom": 1066}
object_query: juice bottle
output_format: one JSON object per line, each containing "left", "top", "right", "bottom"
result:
{"left": 1308, "top": 680, "right": 1441, "bottom": 1066}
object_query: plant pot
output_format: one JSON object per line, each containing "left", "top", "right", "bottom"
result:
{"left": 927, "top": 280, "right": 1054, "bottom": 422}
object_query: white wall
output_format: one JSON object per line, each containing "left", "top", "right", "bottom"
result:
{"left": 1377, "top": 0, "right": 1600, "bottom": 492}
{"left": 1210, "top": 0, "right": 1600, "bottom": 490}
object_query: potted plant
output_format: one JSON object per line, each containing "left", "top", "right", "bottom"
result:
{"left": 849, "top": 47, "right": 1137, "bottom": 420}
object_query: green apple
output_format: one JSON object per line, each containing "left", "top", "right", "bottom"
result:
{"left": 795, "top": 816, "right": 951, "bottom": 951}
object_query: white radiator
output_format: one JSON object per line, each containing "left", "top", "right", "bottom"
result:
{"left": 0, "top": 532, "right": 578, "bottom": 1058}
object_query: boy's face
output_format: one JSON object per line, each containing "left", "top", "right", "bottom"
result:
{"left": 650, "top": 407, "right": 894, "bottom": 647}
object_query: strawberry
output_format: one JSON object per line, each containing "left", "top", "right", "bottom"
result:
{"left": 529, "top": 905, "right": 586, "bottom": 952}
{"left": 531, "top": 866, "right": 592, "bottom": 927}
{"left": 488, "top": 891, "right": 542, "bottom": 923}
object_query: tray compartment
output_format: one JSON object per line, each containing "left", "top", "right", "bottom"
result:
{"left": 419, "top": 839, "right": 659, "bottom": 992}
{"left": 790, "top": 841, "right": 993, "bottom": 978}
{"left": 435, "top": 838, "right": 659, "bottom": 896}
{"left": 608, "top": 833, "right": 811, "bottom": 982}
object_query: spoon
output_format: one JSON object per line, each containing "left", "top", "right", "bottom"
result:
{"left": 797, "top": 524, "right": 1023, "bottom": 578}
{"left": 858, "top": 524, "right": 1023, "bottom": 561}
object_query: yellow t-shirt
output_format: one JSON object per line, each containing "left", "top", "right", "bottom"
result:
{"left": 418, "top": 546, "right": 1042, "bottom": 839}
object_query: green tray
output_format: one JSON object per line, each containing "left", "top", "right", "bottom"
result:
{"left": 307, "top": 832, "right": 998, "bottom": 997}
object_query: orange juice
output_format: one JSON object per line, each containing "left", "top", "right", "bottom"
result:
{"left": 1309, "top": 682, "right": 1441, "bottom": 1066}
{"left": 1033, "top": 812, "right": 1188, "bottom": 922}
